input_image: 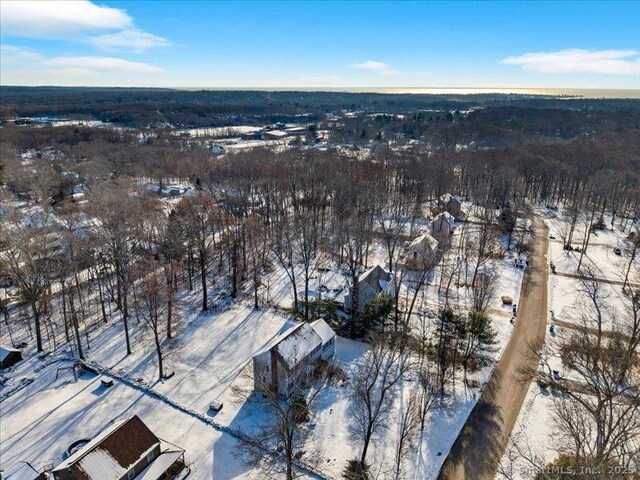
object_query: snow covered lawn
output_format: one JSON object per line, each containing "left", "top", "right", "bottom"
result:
{"left": 500, "top": 209, "right": 638, "bottom": 478}
{"left": 85, "top": 297, "right": 295, "bottom": 415}
{"left": 0, "top": 355, "right": 263, "bottom": 479}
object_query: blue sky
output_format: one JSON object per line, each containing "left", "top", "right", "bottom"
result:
{"left": 1, "top": 0, "right": 639, "bottom": 88}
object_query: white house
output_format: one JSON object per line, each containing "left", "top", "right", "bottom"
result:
{"left": 344, "top": 265, "right": 396, "bottom": 313}
{"left": 431, "top": 211, "right": 456, "bottom": 243}
{"left": 252, "top": 319, "right": 336, "bottom": 397}
{"left": 405, "top": 233, "right": 439, "bottom": 270}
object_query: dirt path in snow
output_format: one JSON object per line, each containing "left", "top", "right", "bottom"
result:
{"left": 552, "top": 319, "right": 633, "bottom": 341}
{"left": 437, "top": 217, "right": 549, "bottom": 480}
{"left": 552, "top": 271, "right": 639, "bottom": 288}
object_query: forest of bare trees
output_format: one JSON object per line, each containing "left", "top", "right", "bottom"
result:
{"left": 1, "top": 97, "right": 638, "bottom": 479}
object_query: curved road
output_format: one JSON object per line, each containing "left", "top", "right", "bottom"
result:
{"left": 438, "top": 217, "right": 549, "bottom": 480}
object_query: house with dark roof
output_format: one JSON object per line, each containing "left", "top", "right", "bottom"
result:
{"left": 51, "top": 415, "right": 186, "bottom": 480}
{"left": 252, "top": 319, "right": 336, "bottom": 397}
{"left": 344, "top": 264, "right": 396, "bottom": 313}
{"left": 439, "top": 193, "right": 467, "bottom": 221}
{"left": 0, "top": 346, "right": 22, "bottom": 369}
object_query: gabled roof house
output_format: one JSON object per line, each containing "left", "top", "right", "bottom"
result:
{"left": 252, "top": 319, "right": 336, "bottom": 397}
{"left": 405, "top": 233, "right": 439, "bottom": 270}
{"left": 344, "top": 265, "right": 395, "bottom": 313}
{"left": 51, "top": 415, "right": 186, "bottom": 480}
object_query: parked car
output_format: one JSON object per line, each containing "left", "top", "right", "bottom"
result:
{"left": 613, "top": 247, "right": 622, "bottom": 256}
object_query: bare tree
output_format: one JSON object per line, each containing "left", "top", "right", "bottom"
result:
{"left": 433, "top": 307, "right": 464, "bottom": 397}
{"left": 348, "top": 334, "right": 410, "bottom": 472}
{"left": 4, "top": 222, "right": 57, "bottom": 352}
{"left": 133, "top": 264, "right": 168, "bottom": 380}
{"left": 521, "top": 269, "right": 640, "bottom": 471}
{"left": 245, "top": 215, "right": 269, "bottom": 309}
{"left": 270, "top": 214, "right": 300, "bottom": 312}
{"left": 622, "top": 233, "right": 639, "bottom": 294}
{"left": 233, "top": 350, "right": 327, "bottom": 480}
{"left": 470, "top": 267, "right": 497, "bottom": 314}
{"left": 174, "top": 195, "right": 223, "bottom": 312}
{"left": 393, "top": 388, "right": 421, "bottom": 479}
{"left": 470, "top": 208, "right": 497, "bottom": 288}
{"left": 91, "top": 185, "right": 143, "bottom": 355}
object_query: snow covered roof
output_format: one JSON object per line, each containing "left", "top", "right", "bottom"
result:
{"left": 256, "top": 319, "right": 336, "bottom": 370}
{"left": 433, "top": 211, "right": 456, "bottom": 226}
{"left": 262, "top": 130, "right": 289, "bottom": 139}
{"left": 52, "top": 415, "right": 159, "bottom": 480}
{"left": 359, "top": 265, "right": 392, "bottom": 294}
{"left": 276, "top": 323, "right": 322, "bottom": 369}
{"left": 310, "top": 319, "right": 335, "bottom": 344}
{"left": 0, "top": 346, "right": 20, "bottom": 362}
{"left": 136, "top": 450, "right": 182, "bottom": 480}
{"left": 409, "top": 233, "right": 438, "bottom": 254}
{"left": 439, "top": 193, "right": 462, "bottom": 204}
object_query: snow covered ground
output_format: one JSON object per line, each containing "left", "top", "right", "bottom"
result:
{"left": 0, "top": 354, "right": 263, "bottom": 479}
{"left": 498, "top": 208, "right": 638, "bottom": 479}
{"left": 1, "top": 210, "right": 533, "bottom": 479}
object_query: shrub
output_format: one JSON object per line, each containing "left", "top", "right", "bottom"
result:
{"left": 291, "top": 394, "right": 310, "bottom": 424}
{"left": 343, "top": 459, "right": 369, "bottom": 480}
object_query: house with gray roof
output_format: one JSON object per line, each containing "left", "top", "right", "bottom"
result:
{"left": 344, "top": 265, "right": 396, "bottom": 313}
{"left": 252, "top": 319, "right": 336, "bottom": 397}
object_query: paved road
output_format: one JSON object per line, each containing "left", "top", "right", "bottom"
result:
{"left": 437, "top": 217, "right": 549, "bottom": 480}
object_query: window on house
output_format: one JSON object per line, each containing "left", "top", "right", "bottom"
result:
{"left": 127, "top": 468, "right": 135, "bottom": 480}
{"left": 146, "top": 450, "right": 155, "bottom": 463}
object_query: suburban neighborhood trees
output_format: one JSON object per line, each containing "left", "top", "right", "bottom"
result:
{"left": 348, "top": 334, "right": 410, "bottom": 474}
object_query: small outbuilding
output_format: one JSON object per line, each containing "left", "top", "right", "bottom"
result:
{"left": 0, "top": 346, "right": 22, "bottom": 369}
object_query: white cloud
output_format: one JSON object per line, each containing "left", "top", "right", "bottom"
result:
{"left": 0, "top": 1, "right": 169, "bottom": 53}
{"left": 89, "top": 29, "right": 170, "bottom": 53}
{"left": 44, "top": 56, "right": 163, "bottom": 73}
{"left": 0, "top": 45, "right": 43, "bottom": 64}
{"left": 299, "top": 75, "right": 340, "bottom": 83}
{"left": 501, "top": 49, "right": 640, "bottom": 75}
{"left": 352, "top": 60, "right": 400, "bottom": 76}
{"left": 0, "top": 1, "right": 131, "bottom": 38}
{"left": 43, "top": 68, "right": 95, "bottom": 77}
{"left": 352, "top": 60, "right": 393, "bottom": 71}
